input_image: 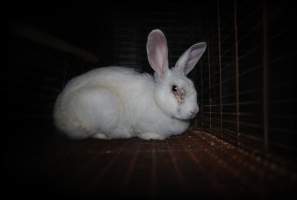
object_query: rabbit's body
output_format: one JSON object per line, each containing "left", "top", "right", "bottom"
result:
{"left": 54, "top": 29, "right": 206, "bottom": 140}
{"left": 54, "top": 67, "right": 188, "bottom": 139}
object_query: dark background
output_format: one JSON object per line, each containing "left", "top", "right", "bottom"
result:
{"left": 5, "top": 0, "right": 297, "bottom": 198}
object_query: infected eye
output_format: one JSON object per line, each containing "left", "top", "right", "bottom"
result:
{"left": 172, "top": 85, "right": 178, "bottom": 92}
{"left": 171, "top": 85, "right": 185, "bottom": 104}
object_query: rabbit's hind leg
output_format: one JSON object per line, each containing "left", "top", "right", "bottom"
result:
{"left": 73, "top": 87, "right": 121, "bottom": 138}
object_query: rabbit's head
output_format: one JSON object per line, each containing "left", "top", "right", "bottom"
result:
{"left": 147, "top": 29, "right": 206, "bottom": 120}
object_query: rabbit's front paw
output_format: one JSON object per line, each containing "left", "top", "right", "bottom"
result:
{"left": 92, "top": 133, "right": 109, "bottom": 140}
{"left": 138, "top": 132, "right": 166, "bottom": 140}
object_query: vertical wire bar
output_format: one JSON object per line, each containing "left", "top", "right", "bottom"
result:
{"left": 200, "top": 59, "right": 204, "bottom": 128}
{"left": 262, "top": 0, "right": 269, "bottom": 151}
{"left": 208, "top": 38, "right": 212, "bottom": 129}
{"left": 217, "top": 0, "right": 223, "bottom": 133}
{"left": 234, "top": 0, "right": 240, "bottom": 137}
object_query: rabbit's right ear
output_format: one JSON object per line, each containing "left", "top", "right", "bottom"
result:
{"left": 174, "top": 42, "right": 207, "bottom": 75}
{"left": 146, "top": 29, "right": 169, "bottom": 79}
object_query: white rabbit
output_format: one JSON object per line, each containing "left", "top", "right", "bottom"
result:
{"left": 53, "top": 29, "right": 206, "bottom": 140}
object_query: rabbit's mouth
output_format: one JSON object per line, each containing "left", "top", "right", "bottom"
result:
{"left": 175, "top": 107, "right": 198, "bottom": 121}
{"left": 172, "top": 113, "right": 193, "bottom": 121}
{"left": 171, "top": 115, "right": 190, "bottom": 122}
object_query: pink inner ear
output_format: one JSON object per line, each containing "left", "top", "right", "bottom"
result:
{"left": 147, "top": 30, "right": 168, "bottom": 77}
{"left": 156, "top": 41, "right": 168, "bottom": 74}
{"left": 190, "top": 48, "right": 202, "bottom": 57}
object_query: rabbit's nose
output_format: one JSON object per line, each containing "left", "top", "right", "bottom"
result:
{"left": 190, "top": 106, "right": 199, "bottom": 118}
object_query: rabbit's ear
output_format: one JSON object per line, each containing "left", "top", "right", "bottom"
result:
{"left": 174, "top": 42, "right": 207, "bottom": 75}
{"left": 147, "top": 29, "right": 169, "bottom": 79}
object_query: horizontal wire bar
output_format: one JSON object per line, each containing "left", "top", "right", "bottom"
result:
{"left": 239, "top": 121, "right": 262, "bottom": 129}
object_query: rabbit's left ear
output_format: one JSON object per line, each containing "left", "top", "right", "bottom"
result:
{"left": 147, "top": 29, "right": 169, "bottom": 79}
{"left": 174, "top": 42, "right": 207, "bottom": 75}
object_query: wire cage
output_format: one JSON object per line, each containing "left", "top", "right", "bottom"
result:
{"left": 198, "top": 0, "right": 297, "bottom": 158}
{"left": 6, "top": 0, "right": 297, "bottom": 199}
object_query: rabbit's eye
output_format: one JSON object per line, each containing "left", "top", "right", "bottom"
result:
{"left": 172, "top": 85, "right": 185, "bottom": 104}
{"left": 172, "top": 85, "right": 178, "bottom": 92}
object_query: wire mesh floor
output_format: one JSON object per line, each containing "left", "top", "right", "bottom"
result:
{"left": 7, "top": 130, "right": 297, "bottom": 199}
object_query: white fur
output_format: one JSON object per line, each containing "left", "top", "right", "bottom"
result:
{"left": 53, "top": 29, "right": 206, "bottom": 140}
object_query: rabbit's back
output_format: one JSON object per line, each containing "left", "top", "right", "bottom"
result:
{"left": 61, "top": 67, "right": 152, "bottom": 95}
